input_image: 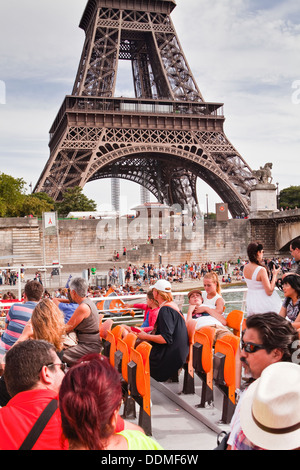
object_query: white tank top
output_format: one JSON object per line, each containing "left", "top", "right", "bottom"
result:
{"left": 202, "top": 291, "right": 222, "bottom": 309}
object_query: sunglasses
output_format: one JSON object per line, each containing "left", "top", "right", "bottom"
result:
{"left": 40, "top": 362, "right": 68, "bottom": 373}
{"left": 240, "top": 340, "right": 266, "bottom": 354}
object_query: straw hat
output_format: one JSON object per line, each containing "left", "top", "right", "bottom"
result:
{"left": 240, "top": 362, "right": 300, "bottom": 450}
{"left": 151, "top": 280, "right": 172, "bottom": 293}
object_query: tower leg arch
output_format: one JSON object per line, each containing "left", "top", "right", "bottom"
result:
{"left": 83, "top": 143, "right": 251, "bottom": 218}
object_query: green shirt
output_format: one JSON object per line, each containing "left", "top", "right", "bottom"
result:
{"left": 117, "top": 430, "right": 163, "bottom": 450}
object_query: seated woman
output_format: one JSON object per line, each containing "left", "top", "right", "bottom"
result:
{"left": 279, "top": 274, "right": 300, "bottom": 330}
{"left": 187, "top": 274, "right": 241, "bottom": 388}
{"left": 23, "top": 298, "right": 66, "bottom": 355}
{"left": 186, "top": 273, "right": 231, "bottom": 342}
{"left": 136, "top": 280, "right": 189, "bottom": 382}
{"left": 62, "top": 278, "right": 102, "bottom": 367}
{"left": 122, "top": 290, "right": 159, "bottom": 334}
{"left": 59, "top": 354, "right": 163, "bottom": 450}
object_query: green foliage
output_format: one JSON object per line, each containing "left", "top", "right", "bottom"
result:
{"left": 279, "top": 186, "right": 300, "bottom": 210}
{"left": 55, "top": 186, "right": 97, "bottom": 216}
{"left": 0, "top": 173, "right": 26, "bottom": 216}
{"left": 19, "top": 194, "right": 54, "bottom": 217}
{"left": 0, "top": 174, "right": 96, "bottom": 218}
{"left": 0, "top": 173, "right": 55, "bottom": 217}
{"left": 0, "top": 198, "right": 7, "bottom": 217}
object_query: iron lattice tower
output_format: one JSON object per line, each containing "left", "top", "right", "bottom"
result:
{"left": 35, "top": 0, "right": 257, "bottom": 217}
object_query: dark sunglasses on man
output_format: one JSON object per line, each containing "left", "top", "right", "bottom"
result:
{"left": 240, "top": 331, "right": 266, "bottom": 354}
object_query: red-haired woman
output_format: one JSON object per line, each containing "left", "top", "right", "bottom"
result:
{"left": 59, "top": 354, "right": 162, "bottom": 450}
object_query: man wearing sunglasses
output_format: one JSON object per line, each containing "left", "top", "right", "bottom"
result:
{"left": 0, "top": 339, "right": 143, "bottom": 450}
{"left": 0, "top": 339, "right": 67, "bottom": 450}
{"left": 227, "top": 312, "right": 299, "bottom": 450}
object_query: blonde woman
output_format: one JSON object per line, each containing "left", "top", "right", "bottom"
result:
{"left": 187, "top": 272, "right": 231, "bottom": 342}
{"left": 137, "top": 280, "right": 189, "bottom": 382}
{"left": 17, "top": 299, "right": 66, "bottom": 354}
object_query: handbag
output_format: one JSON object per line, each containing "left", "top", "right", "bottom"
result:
{"left": 62, "top": 331, "right": 78, "bottom": 348}
{"left": 19, "top": 399, "right": 58, "bottom": 450}
{"left": 214, "top": 431, "right": 230, "bottom": 450}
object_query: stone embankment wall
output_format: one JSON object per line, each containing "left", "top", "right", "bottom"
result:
{"left": 0, "top": 217, "right": 250, "bottom": 268}
{"left": 0, "top": 215, "right": 292, "bottom": 271}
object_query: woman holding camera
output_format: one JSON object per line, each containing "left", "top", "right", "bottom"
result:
{"left": 243, "top": 242, "right": 282, "bottom": 316}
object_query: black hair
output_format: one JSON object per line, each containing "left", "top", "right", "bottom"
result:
{"left": 4, "top": 340, "right": 56, "bottom": 397}
{"left": 282, "top": 274, "right": 300, "bottom": 298}
{"left": 246, "top": 312, "right": 299, "bottom": 362}
{"left": 247, "top": 242, "right": 264, "bottom": 265}
{"left": 290, "top": 238, "right": 300, "bottom": 251}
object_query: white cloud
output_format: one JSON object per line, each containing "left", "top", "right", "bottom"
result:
{"left": 171, "top": 0, "right": 300, "bottom": 192}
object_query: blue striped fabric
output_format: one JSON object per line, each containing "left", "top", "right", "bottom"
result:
{"left": 0, "top": 301, "right": 37, "bottom": 356}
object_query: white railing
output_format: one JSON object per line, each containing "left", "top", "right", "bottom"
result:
{"left": 0, "top": 265, "right": 63, "bottom": 300}
{"left": 0, "top": 288, "right": 249, "bottom": 331}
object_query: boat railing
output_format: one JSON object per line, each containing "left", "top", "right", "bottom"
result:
{"left": 0, "top": 287, "right": 250, "bottom": 331}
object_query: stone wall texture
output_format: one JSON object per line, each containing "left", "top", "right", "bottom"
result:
{"left": 0, "top": 214, "right": 295, "bottom": 270}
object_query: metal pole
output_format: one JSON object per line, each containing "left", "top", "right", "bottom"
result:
{"left": 42, "top": 213, "right": 47, "bottom": 287}
{"left": 18, "top": 268, "right": 21, "bottom": 300}
{"left": 56, "top": 212, "right": 62, "bottom": 287}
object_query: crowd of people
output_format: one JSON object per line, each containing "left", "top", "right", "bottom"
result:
{"left": 0, "top": 237, "right": 299, "bottom": 450}
{"left": 107, "top": 254, "right": 297, "bottom": 289}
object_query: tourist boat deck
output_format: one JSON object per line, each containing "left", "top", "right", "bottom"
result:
{"left": 1, "top": 282, "right": 283, "bottom": 450}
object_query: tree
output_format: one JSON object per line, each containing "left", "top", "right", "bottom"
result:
{"left": 0, "top": 173, "right": 55, "bottom": 217}
{"left": 279, "top": 186, "right": 300, "bottom": 210}
{"left": 55, "top": 186, "right": 97, "bottom": 216}
{"left": 0, "top": 173, "right": 26, "bottom": 216}
{"left": 19, "top": 194, "right": 54, "bottom": 217}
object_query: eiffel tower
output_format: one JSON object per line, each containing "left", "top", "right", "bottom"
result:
{"left": 35, "top": 0, "right": 257, "bottom": 217}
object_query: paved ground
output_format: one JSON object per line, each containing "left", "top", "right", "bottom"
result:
{"left": 122, "top": 372, "right": 231, "bottom": 451}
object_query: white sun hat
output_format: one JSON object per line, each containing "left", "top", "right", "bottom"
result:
{"left": 240, "top": 361, "right": 300, "bottom": 450}
{"left": 151, "top": 279, "right": 172, "bottom": 293}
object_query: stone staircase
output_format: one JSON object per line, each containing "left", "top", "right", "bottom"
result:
{"left": 12, "top": 226, "right": 43, "bottom": 266}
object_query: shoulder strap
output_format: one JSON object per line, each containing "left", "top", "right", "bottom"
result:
{"left": 19, "top": 399, "right": 58, "bottom": 451}
{"left": 252, "top": 265, "right": 262, "bottom": 280}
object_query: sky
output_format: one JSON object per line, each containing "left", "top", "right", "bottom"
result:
{"left": 0, "top": 0, "right": 299, "bottom": 215}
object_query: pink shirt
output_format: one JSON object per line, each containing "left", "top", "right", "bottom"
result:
{"left": 133, "top": 303, "right": 159, "bottom": 332}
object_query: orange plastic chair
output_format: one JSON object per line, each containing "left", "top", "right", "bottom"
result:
{"left": 116, "top": 333, "right": 138, "bottom": 420}
{"left": 105, "top": 325, "right": 125, "bottom": 367}
{"left": 214, "top": 334, "right": 240, "bottom": 423}
{"left": 226, "top": 310, "right": 244, "bottom": 337}
{"left": 193, "top": 326, "right": 216, "bottom": 407}
{"left": 128, "top": 341, "right": 152, "bottom": 435}
{"left": 116, "top": 333, "right": 137, "bottom": 382}
{"left": 182, "top": 319, "right": 197, "bottom": 394}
